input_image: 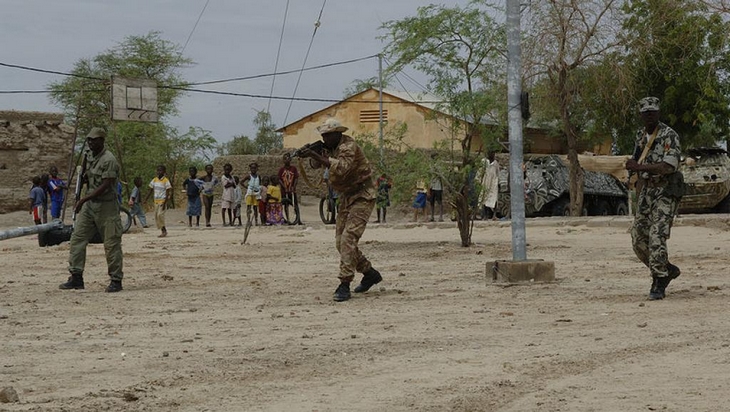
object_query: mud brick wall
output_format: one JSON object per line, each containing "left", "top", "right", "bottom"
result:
{"left": 0, "top": 111, "right": 74, "bottom": 213}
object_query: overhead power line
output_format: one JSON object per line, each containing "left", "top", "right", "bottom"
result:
{"left": 1, "top": 55, "right": 378, "bottom": 88}
{"left": 181, "top": 0, "right": 211, "bottom": 54}
{"left": 0, "top": 62, "right": 104, "bottom": 81}
{"left": 282, "top": 0, "right": 328, "bottom": 126}
{"left": 268, "top": 0, "right": 291, "bottom": 112}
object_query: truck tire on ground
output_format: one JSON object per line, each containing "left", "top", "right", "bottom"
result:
{"left": 615, "top": 201, "right": 629, "bottom": 215}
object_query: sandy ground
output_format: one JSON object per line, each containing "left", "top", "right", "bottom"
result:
{"left": 1, "top": 196, "right": 730, "bottom": 411}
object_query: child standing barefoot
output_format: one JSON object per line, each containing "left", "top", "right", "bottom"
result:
{"left": 183, "top": 166, "right": 203, "bottom": 227}
{"left": 220, "top": 163, "right": 236, "bottom": 226}
{"left": 128, "top": 177, "right": 148, "bottom": 228}
{"left": 266, "top": 175, "right": 286, "bottom": 225}
{"left": 375, "top": 173, "right": 392, "bottom": 223}
{"left": 245, "top": 163, "right": 262, "bottom": 226}
{"left": 146, "top": 165, "right": 172, "bottom": 237}
{"left": 412, "top": 179, "right": 427, "bottom": 223}
{"left": 233, "top": 176, "right": 243, "bottom": 226}
{"left": 200, "top": 164, "right": 219, "bottom": 227}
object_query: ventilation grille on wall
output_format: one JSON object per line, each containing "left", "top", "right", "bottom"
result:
{"left": 359, "top": 110, "right": 387, "bottom": 123}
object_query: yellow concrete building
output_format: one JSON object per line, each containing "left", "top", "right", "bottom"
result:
{"left": 279, "top": 88, "right": 461, "bottom": 150}
{"left": 278, "top": 88, "right": 610, "bottom": 155}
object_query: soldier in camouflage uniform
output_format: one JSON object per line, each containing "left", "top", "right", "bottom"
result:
{"left": 626, "top": 97, "right": 682, "bottom": 300}
{"left": 60, "top": 128, "right": 125, "bottom": 293}
{"left": 302, "top": 118, "right": 383, "bottom": 302}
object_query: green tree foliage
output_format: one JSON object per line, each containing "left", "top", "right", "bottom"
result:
{"left": 380, "top": 0, "right": 506, "bottom": 246}
{"left": 217, "top": 134, "right": 257, "bottom": 156}
{"left": 618, "top": 0, "right": 730, "bottom": 150}
{"left": 252, "top": 110, "right": 282, "bottom": 155}
{"left": 47, "top": 31, "right": 202, "bottom": 203}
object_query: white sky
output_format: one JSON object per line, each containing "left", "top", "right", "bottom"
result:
{"left": 0, "top": 0, "right": 472, "bottom": 143}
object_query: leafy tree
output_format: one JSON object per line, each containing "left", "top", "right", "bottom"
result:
{"left": 617, "top": 0, "right": 730, "bottom": 150}
{"left": 252, "top": 110, "right": 282, "bottom": 154}
{"left": 47, "top": 31, "right": 194, "bottom": 200}
{"left": 380, "top": 0, "right": 506, "bottom": 246}
{"left": 217, "top": 134, "right": 257, "bottom": 156}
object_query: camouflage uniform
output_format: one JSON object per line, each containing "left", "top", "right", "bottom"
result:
{"left": 630, "top": 121, "right": 681, "bottom": 279}
{"left": 68, "top": 147, "right": 124, "bottom": 281}
{"left": 326, "top": 134, "right": 376, "bottom": 281}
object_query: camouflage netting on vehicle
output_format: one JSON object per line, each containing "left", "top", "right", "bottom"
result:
{"left": 496, "top": 154, "right": 628, "bottom": 218}
{"left": 679, "top": 147, "right": 730, "bottom": 212}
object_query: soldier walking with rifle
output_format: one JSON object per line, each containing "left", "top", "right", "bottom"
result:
{"left": 625, "top": 97, "right": 684, "bottom": 300}
{"left": 299, "top": 118, "right": 383, "bottom": 302}
{"left": 60, "top": 128, "right": 125, "bottom": 292}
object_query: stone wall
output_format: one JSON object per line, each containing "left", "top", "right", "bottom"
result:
{"left": 0, "top": 111, "right": 75, "bottom": 213}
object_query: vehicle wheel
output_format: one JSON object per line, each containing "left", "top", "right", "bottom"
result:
{"left": 592, "top": 199, "right": 611, "bottom": 216}
{"left": 615, "top": 201, "right": 628, "bottom": 215}
{"left": 551, "top": 198, "right": 570, "bottom": 216}
{"left": 713, "top": 194, "right": 730, "bottom": 213}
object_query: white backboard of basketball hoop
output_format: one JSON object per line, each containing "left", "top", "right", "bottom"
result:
{"left": 111, "top": 76, "right": 158, "bottom": 122}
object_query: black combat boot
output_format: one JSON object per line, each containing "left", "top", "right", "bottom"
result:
{"left": 105, "top": 280, "right": 123, "bottom": 293}
{"left": 333, "top": 282, "right": 352, "bottom": 302}
{"left": 648, "top": 276, "right": 666, "bottom": 300}
{"left": 59, "top": 274, "right": 84, "bottom": 290}
{"left": 667, "top": 263, "right": 681, "bottom": 282}
{"left": 354, "top": 268, "right": 382, "bottom": 293}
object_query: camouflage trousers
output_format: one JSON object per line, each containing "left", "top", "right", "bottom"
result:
{"left": 335, "top": 195, "right": 375, "bottom": 281}
{"left": 631, "top": 187, "right": 679, "bottom": 278}
{"left": 68, "top": 200, "right": 124, "bottom": 281}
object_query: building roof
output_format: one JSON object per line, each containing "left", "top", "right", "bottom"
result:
{"left": 276, "top": 88, "right": 450, "bottom": 133}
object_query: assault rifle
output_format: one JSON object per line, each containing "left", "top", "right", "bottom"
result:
{"left": 291, "top": 140, "right": 325, "bottom": 158}
{"left": 72, "top": 144, "right": 89, "bottom": 225}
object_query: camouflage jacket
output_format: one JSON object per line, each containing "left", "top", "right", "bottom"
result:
{"left": 634, "top": 122, "right": 681, "bottom": 181}
{"left": 327, "top": 134, "right": 375, "bottom": 200}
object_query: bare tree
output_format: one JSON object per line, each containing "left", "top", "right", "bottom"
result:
{"left": 523, "top": 0, "right": 625, "bottom": 215}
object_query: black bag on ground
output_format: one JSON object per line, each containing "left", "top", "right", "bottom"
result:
{"left": 39, "top": 225, "right": 103, "bottom": 247}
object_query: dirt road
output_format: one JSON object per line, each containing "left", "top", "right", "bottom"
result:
{"left": 1, "top": 201, "right": 729, "bottom": 411}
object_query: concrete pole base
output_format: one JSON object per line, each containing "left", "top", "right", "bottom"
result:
{"left": 490, "top": 259, "right": 555, "bottom": 284}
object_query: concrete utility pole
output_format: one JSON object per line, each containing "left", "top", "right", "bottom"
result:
{"left": 506, "top": 0, "right": 527, "bottom": 261}
{"left": 378, "top": 54, "right": 385, "bottom": 168}
{"left": 492, "top": 0, "right": 555, "bottom": 283}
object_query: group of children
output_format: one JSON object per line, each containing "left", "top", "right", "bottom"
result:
{"left": 176, "top": 162, "right": 288, "bottom": 230}
{"left": 28, "top": 166, "right": 67, "bottom": 224}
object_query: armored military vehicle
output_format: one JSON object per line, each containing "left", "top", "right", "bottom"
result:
{"left": 678, "top": 147, "right": 730, "bottom": 213}
{"left": 495, "top": 155, "right": 629, "bottom": 218}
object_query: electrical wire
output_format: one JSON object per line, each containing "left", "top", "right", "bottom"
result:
{"left": 181, "top": 0, "right": 211, "bottom": 54}
{"left": 190, "top": 54, "right": 376, "bottom": 85}
{"left": 0, "top": 62, "right": 104, "bottom": 81}
{"left": 0, "top": 89, "right": 105, "bottom": 94}
{"left": 282, "top": 0, "right": 327, "bottom": 126}
{"left": 267, "top": 0, "right": 290, "bottom": 112}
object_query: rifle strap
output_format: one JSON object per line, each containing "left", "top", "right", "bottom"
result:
{"left": 296, "top": 158, "right": 324, "bottom": 191}
{"left": 637, "top": 127, "right": 659, "bottom": 164}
